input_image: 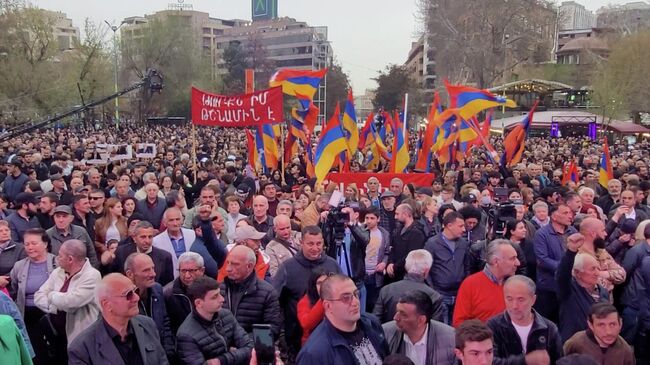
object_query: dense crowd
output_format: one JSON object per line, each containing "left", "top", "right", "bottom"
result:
{"left": 0, "top": 120, "right": 648, "bottom": 365}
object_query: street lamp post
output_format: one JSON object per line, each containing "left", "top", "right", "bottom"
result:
{"left": 105, "top": 20, "right": 124, "bottom": 128}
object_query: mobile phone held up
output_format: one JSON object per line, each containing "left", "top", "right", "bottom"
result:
{"left": 252, "top": 324, "right": 275, "bottom": 365}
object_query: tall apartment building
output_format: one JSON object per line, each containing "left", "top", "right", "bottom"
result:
{"left": 41, "top": 10, "right": 80, "bottom": 51}
{"left": 404, "top": 34, "right": 436, "bottom": 94}
{"left": 596, "top": 1, "right": 650, "bottom": 32}
{"left": 559, "top": 1, "right": 595, "bottom": 30}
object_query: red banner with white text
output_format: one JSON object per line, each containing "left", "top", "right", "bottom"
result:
{"left": 191, "top": 86, "right": 283, "bottom": 127}
{"left": 325, "top": 173, "right": 435, "bottom": 195}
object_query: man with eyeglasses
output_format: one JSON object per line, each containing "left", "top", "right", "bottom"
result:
{"left": 68, "top": 273, "right": 169, "bottom": 364}
{"left": 297, "top": 274, "right": 389, "bottom": 364}
{"left": 88, "top": 189, "right": 106, "bottom": 218}
{"left": 124, "top": 253, "right": 175, "bottom": 360}
{"left": 164, "top": 252, "right": 206, "bottom": 333}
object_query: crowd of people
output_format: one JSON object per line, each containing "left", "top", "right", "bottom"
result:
{"left": 0, "top": 120, "right": 648, "bottom": 365}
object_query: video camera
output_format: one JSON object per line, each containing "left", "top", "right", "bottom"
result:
{"left": 486, "top": 201, "right": 517, "bottom": 239}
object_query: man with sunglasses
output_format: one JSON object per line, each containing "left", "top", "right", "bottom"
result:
{"left": 297, "top": 274, "right": 389, "bottom": 364}
{"left": 68, "top": 273, "right": 169, "bottom": 365}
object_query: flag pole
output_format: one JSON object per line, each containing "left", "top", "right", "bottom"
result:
{"left": 192, "top": 123, "right": 197, "bottom": 184}
{"left": 280, "top": 123, "right": 286, "bottom": 186}
{"left": 403, "top": 93, "right": 409, "bottom": 136}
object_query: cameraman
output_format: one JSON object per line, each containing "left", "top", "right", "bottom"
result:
{"left": 321, "top": 203, "right": 370, "bottom": 310}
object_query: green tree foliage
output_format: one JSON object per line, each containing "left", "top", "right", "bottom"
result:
{"left": 0, "top": 5, "right": 111, "bottom": 125}
{"left": 591, "top": 31, "right": 650, "bottom": 123}
{"left": 373, "top": 64, "right": 426, "bottom": 119}
{"left": 121, "top": 15, "right": 215, "bottom": 119}
{"left": 221, "top": 42, "right": 248, "bottom": 94}
{"left": 324, "top": 61, "right": 349, "bottom": 119}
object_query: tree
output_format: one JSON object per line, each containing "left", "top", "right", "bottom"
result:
{"left": 591, "top": 31, "right": 650, "bottom": 124}
{"left": 324, "top": 60, "right": 349, "bottom": 118}
{"left": 417, "top": 0, "right": 557, "bottom": 89}
{"left": 373, "top": 64, "right": 426, "bottom": 119}
{"left": 221, "top": 41, "right": 248, "bottom": 94}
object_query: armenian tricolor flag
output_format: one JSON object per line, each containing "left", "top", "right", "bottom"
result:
{"left": 599, "top": 138, "right": 614, "bottom": 188}
{"left": 341, "top": 90, "right": 359, "bottom": 157}
{"left": 501, "top": 101, "right": 538, "bottom": 168}
{"left": 245, "top": 129, "right": 258, "bottom": 170}
{"left": 269, "top": 68, "right": 327, "bottom": 100}
{"left": 415, "top": 92, "right": 442, "bottom": 172}
{"left": 314, "top": 103, "right": 348, "bottom": 183}
{"left": 445, "top": 80, "right": 516, "bottom": 120}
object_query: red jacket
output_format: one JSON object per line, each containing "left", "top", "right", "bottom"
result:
{"left": 296, "top": 295, "right": 324, "bottom": 345}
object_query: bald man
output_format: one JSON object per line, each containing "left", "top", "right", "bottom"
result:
{"left": 220, "top": 245, "right": 281, "bottom": 339}
{"left": 68, "top": 273, "right": 169, "bottom": 365}
{"left": 266, "top": 215, "right": 301, "bottom": 276}
{"left": 125, "top": 253, "right": 174, "bottom": 358}
{"left": 577, "top": 218, "right": 625, "bottom": 296}
{"left": 245, "top": 195, "right": 274, "bottom": 247}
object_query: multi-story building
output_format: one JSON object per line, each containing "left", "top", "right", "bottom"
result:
{"left": 559, "top": 1, "right": 595, "bottom": 30}
{"left": 596, "top": 1, "right": 650, "bottom": 32}
{"left": 41, "top": 10, "right": 80, "bottom": 51}
{"left": 404, "top": 34, "right": 436, "bottom": 99}
{"left": 121, "top": 7, "right": 331, "bottom": 122}
{"left": 354, "top": 89, "right": 375, "bottom": 123}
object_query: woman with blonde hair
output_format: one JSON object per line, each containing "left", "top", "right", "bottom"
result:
{"left": 345, "top": 183, "right": 359, "bottom": 202}
{"left": 94, "top": 197, "right": 128, "bottom": 261}
{"left": 419, "top": 196, "right": 440, "bottom": 238}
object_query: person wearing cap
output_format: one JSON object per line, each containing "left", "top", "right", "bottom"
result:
{"left": 220, "top": 244, "right": 281, "bottom": 339}
{"left": 217, "top": 225, "right": 270, "bottom": 283}
{"left": 49, "top": 172, "right": 74, "bottom": 205}
{"left": 458, "top": 206, "right": 486, "bottom": 245}
{"left": 46, "top": 205, "right": 99, "bottom": 268}
{"left": 380, "top": 190, "right": 398, "bottom": 234}
{"left": 605, "top": 218, "right": 638, "bottom": 264}
{"left": 6, "top": 192, "right": 41, "bottom": 242}
{"left": 3, "top": 159, "right": 28, "bottom": 203}
{"left": 415, "top": 186, "right": 433, "bottom": 202}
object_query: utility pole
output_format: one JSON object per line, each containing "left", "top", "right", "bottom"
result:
{"left": 105, "top": 20, "right": 124, "bottom": 128}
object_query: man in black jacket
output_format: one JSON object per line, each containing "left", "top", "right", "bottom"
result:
{"left": 488, "top": 275, "right": 563, "bottom": 365}
{"left": 374, "top": 249, "right": 443, "bottom": 323}
{"left": 322, "top": 204, "right": 370, "bottom": 306}
{"left": 163, "top": 251, "right": 206, "bottom": 333}
{"left": 177, "top": 276, "right": 253, "bottom": 365}
{"left": 124, "top": 253, "right": 175, "bottom": 359}
{"left": 424, "top": 211, "right": 470, "bottom": 325}
{"left": 272, "top": 225, "right": 340, "bottom": 361}
{"left": 108, "top": 221, "right": 174, "bottom": 285}
{"left": 220, "top": 245, "right": 281, "bottom": 339}
{"left": 387, "top": 203, "right": 426, "bottom": 282}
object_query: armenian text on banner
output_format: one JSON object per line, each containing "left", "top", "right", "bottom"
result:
{"left": 191, "top": 86, "right": 283, "bottom": 127}
{"left": 325, "top": 173, "right": 435, "bottom": 195}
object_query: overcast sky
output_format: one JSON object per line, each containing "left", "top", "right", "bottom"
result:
{"left": 31, "top": 0, "right": 636, "bottom": 95}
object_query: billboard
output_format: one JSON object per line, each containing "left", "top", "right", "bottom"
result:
{"left": 252, "top": 0, "right": 278, "bottom": 21}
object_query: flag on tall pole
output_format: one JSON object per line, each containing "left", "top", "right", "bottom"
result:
{"left": 314, "top": 103, "right": 348, "bottom": 184}
{"left": 599, "top": 138, "right": 614, "bottom": 188}
{"left": 415, "top": 92, "right": 442, "bottom": 172}
{"left": 269, "top": 69, "right": 327, "bottom": 99}
{"left": 388, "top": 112, "right": 409, "bottom": 173}
{"left": 501, "top": 101, "right": 538, "bottom": 168}
{"left": 246, "top": 129, "right": 258, "bottom": 170}
{"left": 341, "top": 89, "right": 359, "bottom": 157}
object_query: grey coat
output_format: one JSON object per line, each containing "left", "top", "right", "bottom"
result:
{"left": 46, "top": 224, "right": 99, "bottom": 268}
{"left": 383, "top": 319, "right": 456, "bottom": 365}
{"left": 68, "top": 315, "right": 169, "bottom": 365}
{"left": 9, "top": 253, "right": 57, "bottom": 315}
{"left": 373, "top": 274, "right": 444, "bottom": 323}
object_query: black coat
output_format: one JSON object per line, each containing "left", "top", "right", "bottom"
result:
{"left": 387, "top": 220, "right": 426, "bottom": 281}
{"left": 138, "top": 283, "right": 174, "bottom": 358}
{"left": 163, "top": 278, "right": 193, "bottom": 334}
{"left": 373, "top": 274, "right": 444, "bottom": 323}
{"left": 323, "top": 223, "right": 369, "bottom": 284}
{"left": 108, "top": 243, "right": 174, "bottom": 286}
{"left": 488, "top": 310, "right": 563, "bottom": 365}
{"left": 176, "top": 309, "right": 253, "bottom": 365}
{"left": 272, "top": 251, "right": 340, "bottom": 356}
{"left": 221, "top": 272, "right": 282, "bottom": 339}
{"left": 556, "top": 250, "right": 609, "bottom": 342}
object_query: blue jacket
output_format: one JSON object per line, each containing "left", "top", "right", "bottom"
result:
{"left": 635, "top": 257, "right": 650, "bottom": 330}
{"left": 556, "top": 250, "right": 608, "bottom": 342}
{"left": 297, "top": 313, "right": 389, "bottom": 365}
{"left": 3, "top": 173, "right": 28, "bottom": 202}
{"left": 0, "top": 292, "right": 34, "bottom": 358}
{"left": 139, "top": 283, "right": 174, "bottom": 358}
{"left": 534, "top": 223, "right": 577, "bottom": 292}
{"left": 191, "top": 220, "right": 227, "bottom": 278}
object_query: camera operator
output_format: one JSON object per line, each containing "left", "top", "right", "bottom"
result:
{"left": 321, "top": 203, "right": 370, "bottom": 311}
